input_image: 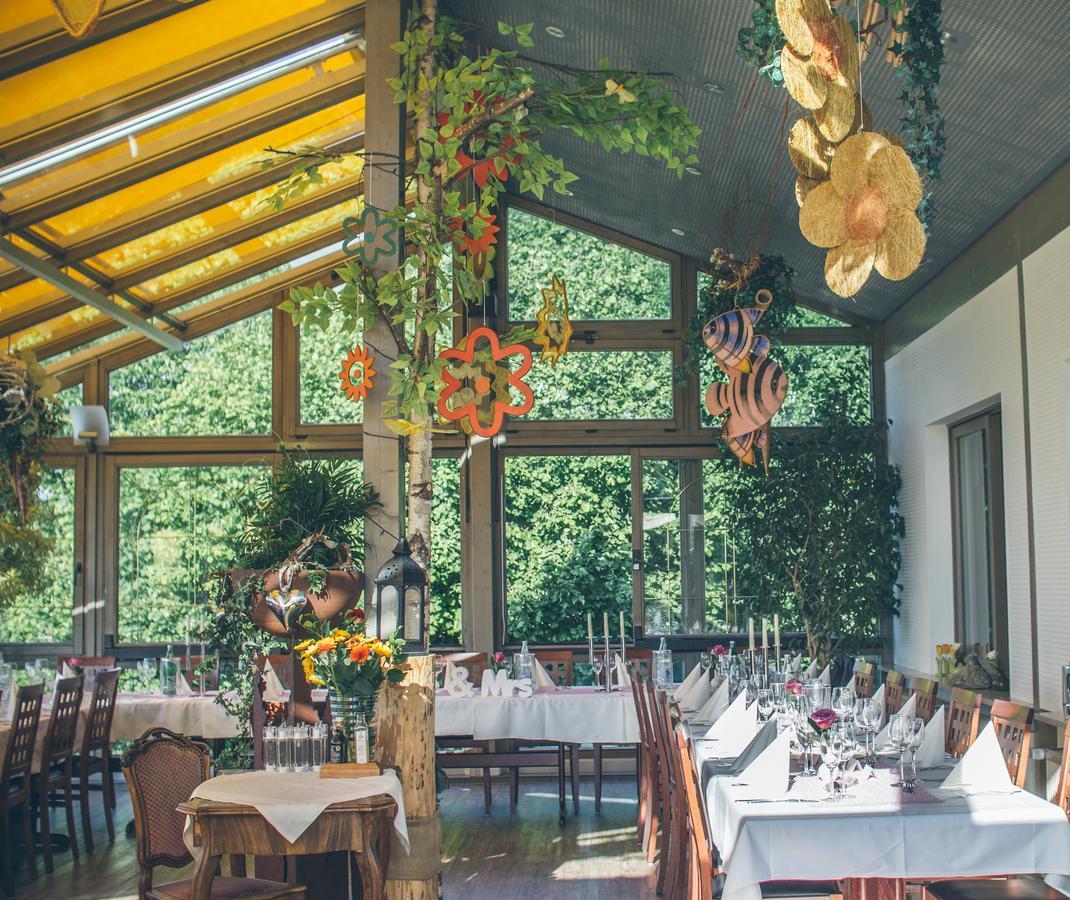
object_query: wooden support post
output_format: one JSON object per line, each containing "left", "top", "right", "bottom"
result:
{"left": 376, "top": 654, "right": 439, "bottom": 899}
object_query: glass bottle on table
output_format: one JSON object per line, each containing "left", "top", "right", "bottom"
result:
{"left": 330, "top": 722, "right": 346, "bottom": 764}
{"left": 352, "top": 713, "right": 370, "bottom": 764}
{"left": 160, "top": 645, "right": 177, "bottom": 696}
{"left": 654, "top": 638, "right": 673, "bottom": 690}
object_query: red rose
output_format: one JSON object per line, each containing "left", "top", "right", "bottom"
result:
{"left": 809, "top": 708, "right": 837, "bottom": 732}
{"left": 785, "top": 678, "right": 804, "bottom": 696}
{"left": 346, "top": 608, "right": 366, "bottom": 621}
{"left": 712, "top": 645, "right": 729, "bottom": 657}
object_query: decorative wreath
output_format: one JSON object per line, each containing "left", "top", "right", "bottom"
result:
{"left": 338, "top": 346, "right": 376, "bottom": 405}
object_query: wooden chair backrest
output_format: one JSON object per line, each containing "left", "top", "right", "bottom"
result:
{"left": 853, "top": 662, "right": 876, "bottom": 699}
{"left": 675, "top": 722, "right": 715, "bottom": 892}
{"left": 989, "top": 699, "right": 1034, "bottom": 788}
{"left": 910, "top": 677, "right": 938, "bottom": 724}
{"left": 44, "top": 675, "right": 84, "bottom": 767}
{"left": 945, "top": 687, "right": 982, "bottom": 757}
{"left": 0, "top": 682, "right": 44, "bottom": 788}
{"left": 629, "top": 648, "right": 654, "bottom": 679}
{"left": 884, "top": 670, "right": 905, "bottom": 720}
{"left": 56, "top": 656, "right": 116, "bottom": 669}
{"left": 444, "top": 652, "right": 489, "bottom": 685}
{"left": 535, "top": 650, "right": 574, "bottom": 686}
{"left": 82, "top": 668, "right": 120, "bottom": 755}
{"left": 1055, "top": 719, "right": 1070, "bottom": 819}
{"left": 629, "top": 669, "right": 652, "bottom": 755}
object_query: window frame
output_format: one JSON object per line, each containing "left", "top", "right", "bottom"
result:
{"left": 949, "top": 408, "right": 1009, "bottom": 667}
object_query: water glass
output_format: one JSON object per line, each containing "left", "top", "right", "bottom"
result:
{"left": 757, "top": 688, "right": 774, "bottom": 722}
{"left": 264, "top": 726, "right": 279, "bottom": 772}
{"left": 311, "top": 723, "right": 327, "bottom": 770}
{"left": 293, "top": 724, "right": 310, "bottom": 771}
{"left": 277, "top": 725, "right": 293, "bottom": 771}
{"left": 699, "top": 651, "right": 712, "bottom": 671}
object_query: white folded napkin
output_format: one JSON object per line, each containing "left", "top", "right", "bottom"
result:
{"left": 532, "top": 657, "right": 556, "bottom": 692}
{"left": 731, "top": 719, "right": 778, "bottom": 772}
{"left": 788, "top": 653, "right": 803, "bottom": 674}
{"left": 261, "top": 660, "right": 290, "bottom": 703}
{"left": 817, "top": 664, "right": 831, "bottom": 685}
{"left": 915, "top": 705, "right": 945, "bottom": 769}
{"left": 735, "top": 728, "right": 792, "bottom": 799}
{"left": 803, "top": 659, "right": 818, "bottom": 679}
{"left": 875, "top": 693, "right": 916, "bottom": 749}
{"left": 694, "top": 677, "right": 730, "bottom": 724}
{"left": 613, "top": 653, "right": 630, "bottom": 690}
{"left": 680, "top": 670, "right": 712, "bottom": 711}
{"left": 176, "top": 672, "right": 196, "bottom": 697}
{"left": 941, "top": 721, "right": 1015, "bottom": 794}
{"left": 672, "top": 664, "right": 703, "bottom": 702}
{"left": 703, "top": 693, "right": 759, "bottom": 756}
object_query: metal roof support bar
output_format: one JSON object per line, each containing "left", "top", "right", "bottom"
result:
{"left": 0, "top": 238, "right": 187, "bottom": 353}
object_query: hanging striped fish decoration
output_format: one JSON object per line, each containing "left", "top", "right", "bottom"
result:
{"left": 720, "top": 421, "right": 756, "bottom": 465}
{"left": 725, "top": 356, "right": 789, "bottom": 438}
{"left": 702, "top": 309, "right": 755, "bottom": 373}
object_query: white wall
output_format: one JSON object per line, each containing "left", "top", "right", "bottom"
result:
{"left": 1021, "top": 227, "right": 1070, "bottom": 714}
{"left": 885, "top": 269, "right": 1032, "bottom": 701}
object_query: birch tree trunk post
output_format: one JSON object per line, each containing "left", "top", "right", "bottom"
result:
{"left": 376, "top": 654, "right": 439, "bottom": 900}
{"left": 407, "top": 0, "right": 440, "bottom": 650}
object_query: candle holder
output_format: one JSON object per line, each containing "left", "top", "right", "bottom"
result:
{"left": 587, "top": 636, "right": 595, "bottom": 668}
{"left": 603, "top": 632, "right": 613, "bottom": 692}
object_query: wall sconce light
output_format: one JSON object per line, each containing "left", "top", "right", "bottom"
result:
{"left": 70, "top": 405, "right": 110, "bottom": 452}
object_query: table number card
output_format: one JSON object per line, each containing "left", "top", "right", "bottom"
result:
{"left": 480, "top": 669, "right": 534, "bottom": 698}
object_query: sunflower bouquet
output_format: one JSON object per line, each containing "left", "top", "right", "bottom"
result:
{"left": 294, "top": 608, "right": 408, "bottom": 697}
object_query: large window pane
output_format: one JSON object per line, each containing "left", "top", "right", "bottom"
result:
{"left": 699, "top": 343, "right": 871, "bottom": 428}
{"left": 508, "top": 207, "right": 671, "bottom": 320}
{"left": 109, "top": 311, "right": 272, "bottom": 436}
{"left": 300, "top": 317, "right": 364, "bottom": 425}
{"left": 118, "top": 464, "right": 261, "bottom": 643}
{"left": 0, "top": 467, "right": 75, "bottom": 644}
{"left": 525, "top": 350, "right": 674, "bottom": 420}
{"left": 430, "top": 457, "right": 461, "bottom": 646}
{"left": 505, "top": 455, "right": 631, "bottom": 643}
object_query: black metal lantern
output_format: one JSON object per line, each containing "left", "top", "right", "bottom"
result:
{"left": 372, "top": 538, "right": 428, "bottom": 653}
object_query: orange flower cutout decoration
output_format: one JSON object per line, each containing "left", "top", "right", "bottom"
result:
{"left": 534, "top": 275, "right": 573, "bottom": 365}
{"left": 339, "top": 346, "right": 376, "bottom": 405}
{"left": 437, "top": 327, "right": 534, "bottom": 438}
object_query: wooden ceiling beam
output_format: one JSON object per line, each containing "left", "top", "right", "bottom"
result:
{"left": 0, "top": 3, "right": 365, "bottom": 166}
{"left": 4, "top": 74, "right": 365, "bottom": 231}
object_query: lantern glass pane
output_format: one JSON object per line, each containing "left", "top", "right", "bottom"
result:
{"left": 404, "top": 586, "right": 423, "bottom": 642}
{"left": 378, "top": 585, "right": 399, "bottom": 638}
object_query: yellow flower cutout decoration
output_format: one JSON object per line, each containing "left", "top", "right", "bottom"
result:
{"left": 533, "top": 275, "right": 573, "bottom": 365}
{"left": 776, "top": 0, "right": 860, "bottom": 142}
{"left": 799, "top": 131, "right": 926, "bottom": 298}
{"left": 339, "top": 345, "right": 375, "bottom": 405}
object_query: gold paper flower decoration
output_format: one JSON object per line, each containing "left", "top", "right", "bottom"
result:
{"left": 799, "top": 131, "right": 925, "bottom": 297}
{"left": 776, "top": 0, "right": 860, "bottom": 142}
{"left": 533, "top": 275, "right": 573, "bottom": 365}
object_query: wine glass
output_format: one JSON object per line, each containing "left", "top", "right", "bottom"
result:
{"left": 775, "top": 698, "right": 793, "bottom": 734}
{"left": 591, "top": 654, "right": 605, "bottom": 689}
{"left": 904, "top": 717, "right": 925, "bottom": 791}
{"left": 888, "top": 714, "right": 910, "bottom": 786}
{"left": 860, "top": 698, "right": 883, "bottom": 764}
{"left": 832, "top": 687, "right": 856, "bottom": 722}
{"left": 795, "top": 696, "right": 816, "bottom": 776}
{"left": 821, "top": 734, "right": 844, "bottom": 796}
{"left": 745, "top": 675, "right": 759, "bottom": 706}
{"left": 757, "top": 688, "right": 774, "bottom": 722}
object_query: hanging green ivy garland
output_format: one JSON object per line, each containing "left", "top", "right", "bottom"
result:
{"left": 738, "top": 0, "right": 945, "bottom": 227}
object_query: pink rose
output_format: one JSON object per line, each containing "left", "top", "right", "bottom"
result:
{"left": 712, "top": 645, "right": 729, "bottom": 657}
{"left": 809, "top": 708, "right": 837, "bottom": 732}
{"left": 785, "top": 678, "right": 803, "bottom": 696}
{"left": 493, "top": 651, "right": 506, "bottom": 664}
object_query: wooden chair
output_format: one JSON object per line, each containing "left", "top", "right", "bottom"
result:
{"left": 989, "top": 699, "right": 1033, "bottom": 788}
{"left": 591, "top": 650, "right": 651, "bottom": 815}
{"left": 123, "top": 728, "right": 304, "bottom": 899}
{"left": 853, "top": 662, "right": 876, "bottom": 699}
{"left": 647, "top": 682, "right": 683, "bottom": 900}
{"left": 31, "top": 674, "right": 83, "bottom": 874}
{"left": 884, "top": 670, "right": 905, "bottom": 721}
{"left": 629, "top": 669, "right": 658, "bottom": 857}
{"left": 1056, "top": 719, "right": 1070, "bottom": 817}
{"left": 535, "top": 649, "right": 573, "bottom": 686}
{"left": 73, "top": 667, "right": 120, "bottom": 853}
{"left": 945, "top": 687, "right": 982, "bottom": 758}
{"left": 0, "top": 682, "right": 44, "bottom": 897}
{"left": 910, "top": 677, "right": 938, "bottom": 724}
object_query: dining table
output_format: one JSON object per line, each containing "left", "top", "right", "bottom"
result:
{"left": 0, "top": 690, "right": 243, "bottom": 773}
{"left": 696, "top": 737, "right": 1070, "bottom": 900}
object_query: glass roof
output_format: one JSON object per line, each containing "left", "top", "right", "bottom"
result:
{"left": 0, "top": 1, "right": 369, "bottom": 363}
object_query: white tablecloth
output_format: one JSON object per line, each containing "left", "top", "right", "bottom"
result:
{"left": 436, "top": 686, "right": 639, "bottom": 743}
{"left": 186, "top": 769, "right": 409, "bottom": 850}
{"left": 697, "top": 740, "right": 1070, "bottom": 900}
{"left": 112, "top": 693, "right": 242, "bottom": 741}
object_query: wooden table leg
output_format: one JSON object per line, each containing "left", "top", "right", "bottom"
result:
{"left": 190, "top": 850, "right": 220, "bottom": 900}
{"left": 354, "top": 815, "right": 386, "bottom": 900}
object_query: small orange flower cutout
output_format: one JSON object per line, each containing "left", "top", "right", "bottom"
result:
{"left": 339, "top": 346, "right": 376, "bottom": 405}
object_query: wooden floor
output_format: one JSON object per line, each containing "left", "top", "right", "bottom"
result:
{"left": 10, "top": 776, "right": 657, "bottom": 899}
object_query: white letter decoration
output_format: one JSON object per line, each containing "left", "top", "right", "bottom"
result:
{"left": 446, "top": 664, "right": 476, "bottom": 697}
{"left": 480, "top": 669, "right": 534, "bottom": 698}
